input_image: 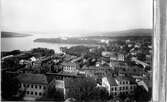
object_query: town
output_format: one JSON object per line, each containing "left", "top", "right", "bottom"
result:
{"left": 1, "top": 37, "right": 152, "bottom": 102}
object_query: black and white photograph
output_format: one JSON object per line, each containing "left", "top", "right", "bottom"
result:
{"left": 1, "top": 0, "right": 167, "bottom": 102}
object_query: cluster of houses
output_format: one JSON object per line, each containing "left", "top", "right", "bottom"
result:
{"left": 15, "top": 50, "right": 150, "bottom": 101}
{"left": 2, "top": 38, "right": 152, "bottom": 101}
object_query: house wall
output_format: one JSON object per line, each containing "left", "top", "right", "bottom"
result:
{"left": 63, "top": 65, "right": 77, "bottom": 73}
{"left": 20, "top": 83, "right": 47, "bottom": 99}
{"left": 110, "top": 84, "right": 136, "bottom": 96}
{"left": 102, "top": 77, "right": 137, "bottom": 96}
{"left": 102, "top": 77, "right": 111, "bottom": 94}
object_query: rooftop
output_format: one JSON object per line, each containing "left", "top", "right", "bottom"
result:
{"left": 17, "top": 73, "right": 48, "bottom": 84}
{"left": 105, "top": 73, "right": 118, "bottom": 86}
{"left": 61, "top": 62, "right": 78, "bottom": 67}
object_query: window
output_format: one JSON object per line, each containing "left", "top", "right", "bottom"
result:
{"left": 43, "top": 86, "right": 46, "bottom": 89}
{"left": 123, "top": 68, "right": 126, "bottom": 71}
{"left": 31, "top": 85, "right": 33, "bottom": 88}
{"left": 23, "top": 84, "right": 26, "bottom": 87}
{"left": 39, "top": 85, "right": 41, "bottom": 89}
{"left": 111, "top": 88, "right": 113, "bottom": 91}
{"left": 131, "top": 86, "right": 133, "bottom": 89}
{"left": 27, "top": 91, "right": 29, "bottom": 94}
{"left": 31, "top": 92, "right": 33, "bottom": 95}
{"left": 126, "top": 81, "right": 128, "bottom": 84}
{"left": 27, "top": 84, "right": 29, "bottom": 87}
{"left": 126, "top": 86, "right": 128, "bottom": 90}
{"left": 39, "top": 92, "right": 42, "bottom": 96}
{"left": 35, "top": 92, "right": 37, "bottom": 95}
{"left": 35, "top": 85, "right": 37, "bottom": 89}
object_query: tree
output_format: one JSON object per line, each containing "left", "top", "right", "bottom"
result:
{"left": 45, "top": 87, "right": 64, "bottom": 101}
{"left": 67, "top": 77, "right": 96, "bottom": 101}
{"left": 134, "top": 86, "right": 152, "bottom": 102}
{"left": 31, "top": 48, "right": 55, "bottom": 57}
{"left": 67, "top": 77, "right": 109, "bottom": 102}
{"left": 1, "top": 73, "right": 21, "bottom": 100}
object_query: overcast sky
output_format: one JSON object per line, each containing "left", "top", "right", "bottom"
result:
{"left": 1, "top": 0, "right": 153, "bottom": 33}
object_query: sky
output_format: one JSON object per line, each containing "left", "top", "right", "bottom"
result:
{"left": 1, "top": 0, "right": 153, "bottom": 33}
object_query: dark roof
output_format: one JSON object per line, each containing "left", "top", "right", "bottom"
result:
{"left": 115, "top": 76, "right": 136, "bottom": 84}
{"left": 17, "top": 73, "right": 48, "bottom": 84}
{"left": 46, "top": 72, "right": 85, "bottom": 79}
{"left": 64, "top": 77, "right": 85, "bottom": 88}
{"left": 115, "top": 76, "right": 130, "bottom": 81}
{"left": 105, "top": 73, "right": 118, "bottom": 86}
{"left": 46, "top": 72, "right": 78, "bottom": 77}
{"left": 82, "top": 66, "right": 111, "bottom": 70}
{"left": 61, "top": 62, "right": 78, "bottom": 67}
{"left": 105, "top": 73, "right": 136, "bottom": 86}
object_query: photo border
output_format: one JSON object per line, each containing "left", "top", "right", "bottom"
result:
{"left": 152, "top": 0, "right": 167, "bottom": 102}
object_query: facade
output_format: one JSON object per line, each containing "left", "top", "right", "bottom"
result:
{"left": 102, "top": 51, "right": 125, "bottom": 62}
{"left": 46, "top": 72, "right": 84, "bottom": 99}
{"left": 17, "top": 73, "right": 48, "bottom": 100}
{"left": 102, "top": 75, "right": 137, "bottom": 96}
{"left": 82, "top": 66, "right": 113, "bottom": 84}
{"left": 117, "top": 53, "right": 125, "bottom": 61}
{"left": 62, "top": 62, "right": 79, "bottom": 73}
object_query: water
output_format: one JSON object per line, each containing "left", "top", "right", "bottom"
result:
{"left": 1, "top": 34, "right": 82, "bottom": 53}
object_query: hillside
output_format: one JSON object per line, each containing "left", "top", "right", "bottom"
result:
{"left": 34, "top": 29, "right": 152, "bottom": 44}
{"left": 88, "top": 29, "right": 152, "bottom": 37}
{"left": 1, "top": 32, "right": 32, "bottom": 38}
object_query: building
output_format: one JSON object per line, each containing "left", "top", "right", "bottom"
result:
{"left": 30, "top": 56, "right": 37, "bottom": 62}
{"left": 17, "top": 73, "right": 48, "bottom": 100}
{"left": 102, "top": 51, "right": 125, "bottom": 62}
{"left": 81, "top": 66, "right": 113, "bottom": 84}
{"left": 46, "top": 72, "right": 84, "bottom": 99}
{"left": 117, "top": 53, "right": 125, "bottom": 61}
{"left": 82, "top": 66, "right": 113, "bottom": 76}
{"left": 102, "top": 74, "right": 137, "bottom": 96}
{"left": 131, "top": 57, "right": 149, "bottom": 68}
{"left": 116, "top": 65, "right": 145, "bottom": 77}
{"left": 61, "top": 62, "right": 79, "bottom": 73}
{"left": 109, "top": 60, "right": 145, "bottom": 76}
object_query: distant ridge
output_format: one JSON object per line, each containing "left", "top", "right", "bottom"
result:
{"left": 88, "top": 29, "right": 153, "bottom": 37}
{"left": 34, "top": 29, "right": 152, "bottom": 44}
{"left": 1, "top": 32, "right": 32, "bottom": 38}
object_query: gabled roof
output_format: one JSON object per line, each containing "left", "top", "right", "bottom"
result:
{"left": 61, "top": 62, "right": 78, "bottom": 67}
{"left": 17, "top": 73, "right": 48, "bottom": 84}
{"left": 105, "top": 73, "right": 136, "bottom": 86}
{"left": 46, "top": 71, "right": 85, "bottom": 78}
{"left": 82, "top": 66, "right": 111, "bottom": 70}
{"left": 115, "top": 76, "right": 136, "bottom": 84}
{"left": 105, "top": 73, "right": 118, "bottom": 86}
